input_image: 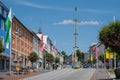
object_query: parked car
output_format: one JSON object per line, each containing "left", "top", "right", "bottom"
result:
{"left": 83, "top": 64, "right": 88, "bottom": 68}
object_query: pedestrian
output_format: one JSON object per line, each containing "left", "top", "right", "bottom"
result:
{"left": 55, "top": 64, "right": 57, "bottom": 70}
{"left": 52, "top": 64, "right": 55, "bottom": 70}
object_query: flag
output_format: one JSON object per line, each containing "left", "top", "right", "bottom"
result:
{"left": 40, "top": 34, "right": 44, "bottom": 52}
{"left": 96, "top": 47, "right": 99, "bottom": 58}
{"left": 5, "top": 8, "right": 12, "bottom": 49}
{"left": 106, "top": 50, "right": 113, "bottom": 59}
{"left": 90, "top": 54, "right": 93, "bottom": 61}
{"left": 51, "top": 45, "right": 55, "bottom": 51}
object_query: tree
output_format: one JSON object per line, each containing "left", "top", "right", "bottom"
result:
{"left": 44, "top": 53, "right": 54, "bottom": 62}
{"left": 54, "top": 57, "right": 60, "bottom": 63}
{"left": 61, "top": 51, "right": 68, "bottom": 60}
{"left": 0, "top": 39, "right": 4, "bottom": 53}
{"left": 76, "top": 50, "right": 84, "bottom": 63}
{"left": 88, "top": 55, "right": 96, "bottom": 64}
{"left": 99, "top": 21, "right": 120, "bottom": 53}
{"left": 99, "top": 21, "right": 120, "bottom": 54}
{"left": 28, "top": 52, "right": 38, "bottom": 68}
{"left": 98, "top": 54, "right": 105, "bottom": 63}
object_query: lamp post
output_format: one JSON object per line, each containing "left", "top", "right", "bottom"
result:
{"left": 113, "top": 16, "right": 116, "bottom": 69}
{"left": 114, "top": 52, "right": 116, "bottom": 69}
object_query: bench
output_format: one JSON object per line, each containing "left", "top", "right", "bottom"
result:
{"left": 12, "top": 66, "right": 29, "bottom": 75}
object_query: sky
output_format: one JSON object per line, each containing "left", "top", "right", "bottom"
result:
{"left": 2, "top": 0, "right": 120, "bottom": 55}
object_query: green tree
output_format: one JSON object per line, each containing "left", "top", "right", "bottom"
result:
{"left": 88, "top": 55, "right": 96, "bottom": 64}
{"left": 28, "top": 52, "right": 38, "bottom": 68}
{"left": 54, "top": 57, "right": 60, "bottom": 63}
{"left": 44, "top": 53, "right": 54, "bottom": 62}
{"left": 61, "top": 51, "right": 68, "bottom": 60}
{"left": 76, "top": 50, "right": 84, "bottom": 63}
{"left": 98, "top": 54, "right": 105, "bottom": 63}
{"left": 116, "top": 54, "right": 120, "bottom": 63}
{"left": 0, "top": 39, "right": 4, "bottom": 53}
{"left": 99, "top": 21, "right": 120, "bottom": 54}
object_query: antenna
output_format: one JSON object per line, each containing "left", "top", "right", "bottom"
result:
{"left": 73, "top": 7, "right": 78, "bottom": 49}
{"left": 73, "top": 7, "right": 79, "bottom": 66}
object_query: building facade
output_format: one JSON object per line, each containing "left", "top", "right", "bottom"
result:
{"left": 31, "top": 31, "right": 43, "bottom": 69}
{"left": 84, "top": 52, "right": 89, "bottom": 63}
{"left": 0, "top": 1, "right": 9, "bottom": 71}
{"left": 12, "top": 16, "right": 33, "bottom": 67}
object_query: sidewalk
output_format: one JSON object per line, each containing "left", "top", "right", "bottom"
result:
{"left": 90, "top": 68, "right": 113, "bottom": 80}
{"left": 0, "top": 70, "right": 42, "bottom": 80}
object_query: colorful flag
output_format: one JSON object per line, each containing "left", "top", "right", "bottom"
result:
{"left": 5, "top": 8, "right": 12, "bottom": 49}
{"left": 90, "top": 54, "right": 93, "bottom": 61}
{"left": 106, "top": 50, "right": 113, "bottom": 59}
{"left": 96, "top": 47, "right": 99, "bottom": 58}
{"left": 51, "top": 45, "right": 55, "bottom": 51}
{"left": 40, "top": 34, "right": 44, "bottom": 52}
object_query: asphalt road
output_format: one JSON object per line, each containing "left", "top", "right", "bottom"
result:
{"left": 22, "top": 68, "right": 95, "bottom": 80}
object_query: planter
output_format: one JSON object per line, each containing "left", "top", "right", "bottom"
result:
{"left": 114, "top": 68, "right": 120, "bottom": 79}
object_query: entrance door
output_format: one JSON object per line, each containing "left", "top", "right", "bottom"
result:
{"left": 0, "top": 59, "right": 4, "bottom": 70}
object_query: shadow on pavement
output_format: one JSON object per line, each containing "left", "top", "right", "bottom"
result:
{"left": 0, "top": 78, "right": 4, "bottom": 80}
{"left": 97, "top": 78, "right": 120, "bottom": 80}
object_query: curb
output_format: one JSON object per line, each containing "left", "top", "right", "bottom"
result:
{"left": 107, "top": 69, "right": 115, "bottom": 78}
{"left": 106, "top": 69, "right": 112, "bottom": 78}
{"left": 90, "top": 69, "right": 97, "bottom": 80}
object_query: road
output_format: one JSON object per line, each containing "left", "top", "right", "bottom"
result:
{"left": 22, "top": 68, "right": 95, "bottom": 80}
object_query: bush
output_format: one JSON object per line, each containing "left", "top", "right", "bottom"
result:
{"left": 73, "top": 67, "right": 80, "bottom": 69}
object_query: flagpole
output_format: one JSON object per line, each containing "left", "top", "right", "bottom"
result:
{"left": 8, "top": 8, "right": 12, "bottom": 76}
{"left": 96, "top": 47, "right": 99, "bottom": 69}
{"left": 9, "top": 25, "right": 12, "bottom": 76}
{"left": 9, "top": 0, "right": 12, "bottom": 76}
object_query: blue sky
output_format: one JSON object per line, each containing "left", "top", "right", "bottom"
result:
{"left": 2, "top": 0, "right": 120, "bottom": 55}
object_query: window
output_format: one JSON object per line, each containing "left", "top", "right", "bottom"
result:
{"left": 1, "top": 20, "right": 4, "bottom": 30}
{"left": 4, "top": 10, "right": 7, "bottom": 18}
{"left": 12, "top": 22, "right": 15, "bottom": 28}
{"left": 0, "top": 37, "right": 4, "bottom": 46}
{"left": 0, "top": 6, "right": 2, "bottom": 14}
{"left": 0, "top": 20, "right": 2, "bottom": 29}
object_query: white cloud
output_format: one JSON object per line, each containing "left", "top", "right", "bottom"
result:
{"left": 53, "top": 20, "right": 100, "bottom": 26}
{"left": 54, "top": 20, "right": 74, "bottom": 25}
{"left": 79, "top": 21, "right": 100, "bottom": 25}
{"left": 13, "top": 0, "right": 52, "bottom": 9}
